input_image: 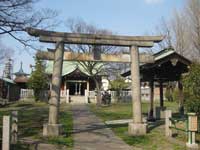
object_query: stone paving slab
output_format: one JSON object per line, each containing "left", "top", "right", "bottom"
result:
{"left": 72, "top": 105, "right": 133, "bottom": 150}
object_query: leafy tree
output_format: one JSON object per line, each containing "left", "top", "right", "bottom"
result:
{"left": 110, "top": 76, "right": 129, "bottom": 101}
{"left": 28, "top": 59, "right": 48, "bottom": 101}
{"left": 182, "top": 63, "right": 200, "bottom": 114}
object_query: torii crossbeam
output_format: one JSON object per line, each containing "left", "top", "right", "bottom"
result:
{"left": 26, "top": 27, "right": 164, "bottom": 137}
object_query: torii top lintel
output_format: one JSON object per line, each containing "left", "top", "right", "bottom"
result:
{"left": 26, "top": 27, "right": 164, "bottom": 47}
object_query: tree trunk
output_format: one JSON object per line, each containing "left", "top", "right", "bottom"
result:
{"left": 94, "top": 78, "right": 102, "bottom": 106}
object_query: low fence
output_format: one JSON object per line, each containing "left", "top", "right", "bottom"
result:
{"left": 165, "top": 110, "right": 199, "bottom": 149}
{"left": 20, "top": 89, "right": 34, "bottom": 99}
{"left": 20, "top": 89, "right": 49, "bottom": 101}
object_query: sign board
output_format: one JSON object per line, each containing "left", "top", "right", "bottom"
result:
{"left": 188, "top": 115, "right": 198, "bottom": 132}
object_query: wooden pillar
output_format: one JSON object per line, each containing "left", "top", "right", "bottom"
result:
{"left": 148, "top": 80, "right": 155, "bottom": 121}
{"left": 178, "top": 81, "right": 184, "bottom": 115}
{"left": 75, "top": 83, "right": 77, "bottom": 95}
{"left": 128, "top": 46, "right": 147, "bottom": 136}
{"left": 159, "top": 80, "right": 164, "bottom": 108}
{"left": 43, "top": 41, "right": 64, "bottom": 136}
{"left": 87, "top": 80, "right": 90, "bottom": 91}
{"left": 79, "top": 83, "right": 81, "bottom": 95}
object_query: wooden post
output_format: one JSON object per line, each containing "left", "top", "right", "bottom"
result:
{"left": 85, "top": 89, "right": 88, "bottom": 103}
{"left": 11, "top": 111, "right": 18, "bottom": 144}
{"left": 66, "top": 89, "right": 69, "bottom": 103}
{"left": 148, "top": 80, "right": 155, "bottom": 121}
{"left": 43, "top": 42, "right": 64, "bottom": 136}
{"left": 178, "top": 81, "right": 184, "bottom": 116}
{"left": 128, "top": 46, "right": 147, "bottom": 136}
{"left": 2, "top": 116, "right": 10, "bottom": 150}
{"left": 159, "top": 80, "right": 164, "bottom": 108}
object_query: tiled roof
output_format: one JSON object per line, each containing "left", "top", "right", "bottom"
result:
{"left": 14, "top": 76, "right": 28, "bottom": 83}
{"left": 154, "top": 48, "right": 175, "bottom": 61}
{"left": 45, "top": 61, "right": 103, "bottom": 76}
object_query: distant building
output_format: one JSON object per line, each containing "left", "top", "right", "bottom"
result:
{"left": 0, "top": 77, "right": 20, "bottom": 102}
{"left": 14, "top": 62, "right": 29, "bottom": 89}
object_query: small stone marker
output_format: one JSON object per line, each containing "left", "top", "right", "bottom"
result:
{"left": 186, "top": 113, "right": 199, "bottom": 149}
{"left": 11, "top": 111, "right": 18, "bottom": 144}
{"left": 165, "top": 110, "right": 172, "bottom": 137}
{"left": 2, "top": 116, "right": 10, "bottom": 150}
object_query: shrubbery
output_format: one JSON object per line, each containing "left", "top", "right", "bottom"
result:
{"left": 182, "top": 63, "right": 200, "bottom": 114}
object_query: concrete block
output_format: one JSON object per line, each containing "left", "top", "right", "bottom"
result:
{"left": 165, "top": 110, "right": 172, "bottom": 137}
{"left": 155, "top": 107, "right": 166, "bottom": 119}
{"left": 186, "top": 143, "right": 199, "bottom": 149}
{"left": 128, "top": 122, "right": 147, "bottom": 136}
{"left": 2, "top": 116, "right": 10, "bottom": 150}
{"left": 11, "top": 111, "right": 18, "bottom": 144}
{"left": 43, "top": 124, "right": 62, "bottom": 136}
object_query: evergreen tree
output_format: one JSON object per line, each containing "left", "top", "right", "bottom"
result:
{"left": 28, "top": 59, "right": 48, "bottom": 101}
{"left": 182, "top": 63, "right": 200, "bottom": 115}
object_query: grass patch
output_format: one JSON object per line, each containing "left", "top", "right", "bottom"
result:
{"left": 89, "top": 101, "right": 187, "bottom": 150}
{"left": 0, "top": 100, "right": 73, "bottom": 149}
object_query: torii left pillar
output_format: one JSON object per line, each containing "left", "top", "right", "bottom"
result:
{"left": 43, "top": 42, "right": 64, "bottom": 136}
{"left": 128, "top": 46, "right": 147, "bottom": 136}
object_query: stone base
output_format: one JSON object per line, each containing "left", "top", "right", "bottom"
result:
{"left": 128, "top": 123, "right": 147, "bottom": 136}
{"left": 43, "top": 124, "right": 62, "bottom": 136}
{"left": 186, "top": 143, "right": 199, "bottom": 149}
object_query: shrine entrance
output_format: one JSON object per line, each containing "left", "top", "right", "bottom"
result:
{"left": 26, "top": 27, "right": 163, "bottom": 137}
{"left": 67, "top": 81, "right": 86, "bottom": 96}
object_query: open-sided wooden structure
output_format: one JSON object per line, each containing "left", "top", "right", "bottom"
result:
{"left": 122, "top": 48, "right": 191, "bottom": 120}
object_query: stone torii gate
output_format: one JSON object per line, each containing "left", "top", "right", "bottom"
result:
{"left": 26, "top": 27, "right": 163, "bottom": 136}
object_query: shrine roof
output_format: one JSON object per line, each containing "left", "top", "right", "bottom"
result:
{"left": 121, "top": 48, "right": 191, "bottom": 81}
{"left": 45, "top": 61, "right": 103, "bottom": 76}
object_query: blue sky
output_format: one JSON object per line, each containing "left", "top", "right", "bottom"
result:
{"left": 1, "top": 0, "right": 184, "bottom": 75}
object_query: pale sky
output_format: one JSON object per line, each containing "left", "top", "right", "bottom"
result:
{"left": 1, "top": 0, "right": 184, "bottom": 75}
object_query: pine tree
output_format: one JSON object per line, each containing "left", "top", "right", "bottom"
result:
{"left": 28, "top": 59, "right": 48, "bottom": 101}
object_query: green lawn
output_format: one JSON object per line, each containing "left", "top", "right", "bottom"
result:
{"left": 0, "top": 100, "right": 73, "bottom": 149}
{"left": 89, "top": 101, "right": 188, "bottom": 150}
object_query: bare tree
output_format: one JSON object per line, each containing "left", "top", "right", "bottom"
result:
{"left": 0, "top": 39, "right": 14, "bottom": 65}
{"left": 66, "top": 18, "right": 118, "bottom": 106}
{"left": 155, "top": 18, "right": 173, "bottom": 50}
{"left": 0, "top": 0, "right": 58, "bottom": 48}
{"left": 186, "top": 0, "right": 200, "bottom": 57}
{"left": 171, "top": 10, "right": 190, "bottom": 56}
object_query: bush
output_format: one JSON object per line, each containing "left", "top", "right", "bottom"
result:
{"left": 182, "top": 62, "right": 200, "bottom": 114}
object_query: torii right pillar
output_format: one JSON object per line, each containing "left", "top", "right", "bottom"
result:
{"left": 128, "top": 46, "right": 147, "bottom": 136}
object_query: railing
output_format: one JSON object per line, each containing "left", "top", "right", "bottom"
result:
{"left": 20, "top": 89, "right": 34, "bottom": 99}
